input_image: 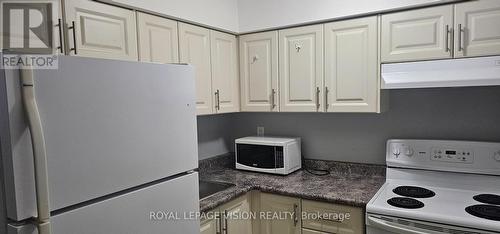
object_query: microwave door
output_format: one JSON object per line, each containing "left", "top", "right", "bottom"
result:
{"left": 237, "top": 144, "right": 279, "bottom": 170}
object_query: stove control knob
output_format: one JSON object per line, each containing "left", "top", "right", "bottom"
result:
{"left": 404, "top": 147, "right": 414, "bottom": 157}
{"left": 494, "top": 151, "right": 500, "bottom": 162}
{"left": 393, "top": 148, "right": 401, "bottom": 158}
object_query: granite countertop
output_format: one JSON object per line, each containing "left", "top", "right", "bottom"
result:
{"left": 198, "top": 156, "right": 386, "bottom": 212}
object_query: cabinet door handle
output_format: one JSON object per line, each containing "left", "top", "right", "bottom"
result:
{"left": 215, "top": 89, "right": 220, "bottom": 111}
{"left": 56, "top": 19, "right": 64, "bottom": 53}
{"left": 325, "top": 86, "right": 329, "bottom": 111}
{"left": 218, "top": 90, "right": 221, "bottom": 111}
{"left": 445, "top": 25, "right": 451, "bottom": 52}
{"left": 216, "top": 212, "right": 222, "bottom": 234}
{"left": 271, "top": 89, "right": 276, "bottom": 109}
{"left": 68, "top": 21, "right": 77, "bottom": 54}
{"left": 293, "top": 204, "right": 298, "bottom": 226}
{"left": 458, "top": 24, "right": 464, "bottom": 52}
{"left": 223, "top": 210, "right": 228, "bottom": 234}
{"left": 316, "top": 87, "right": 320, "bottom": 110}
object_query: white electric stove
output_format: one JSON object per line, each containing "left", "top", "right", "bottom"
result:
{"left": 366, "top": 139, "right": 500, "bottom": 234}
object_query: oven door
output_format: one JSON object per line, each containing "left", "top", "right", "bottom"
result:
{"left": 366, "top": 214, "right": 497, "bottom": 234}
{"left": 236, "top": 144, "right": 283, "bottom": 172}
{"left": 367, "top": 214, "right": 435, "bottom": 234}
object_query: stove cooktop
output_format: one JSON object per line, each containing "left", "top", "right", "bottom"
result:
{"left": 392, "top": 186, "right": 435, "bottom": 198}
{"left": 473, "top": 194, "right": 500, "bottom": 205}
{"left": 387, "top": 197, "right": 424, "bottom": 209}
{"left": 383, "top": 185, "right": 500, "bottom": 222}
{"left": 465, "top": 205, "right": 500, "bottom": 221}
{"left": 367, "top": 178, "right": 500, "bottom": 232}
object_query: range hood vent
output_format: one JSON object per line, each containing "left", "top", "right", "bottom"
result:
{"left": 381, "top": 56, "right": 500, "bottom": 89}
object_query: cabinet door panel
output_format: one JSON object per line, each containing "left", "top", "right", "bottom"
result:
{"left": 260, "top": 193, "right": 300, "bottom": 234}
{"left": 325, "top": 16, "right": 378, "bottom": 112}
{"left": 302, "top": 228, "right": 331, "bottom": 234}
{"left": 455, "top": 0, "right": 500, "bottom": 57}
{"left": 137, "top": 12, "right": 178, "bottom": 63}
{"left": 302, "top": 200, "right": 364, "bottom": 234}
{"left": 381, "top": 5, "right": 453, "bottom": 62}
{"left": 179, "top": 23, "right": 213, "bottom": 115}
{"left": 200, "top": 216, "right": 218, "bottom": 234}
{"left": 221, "top": 194, "right": 252, "bottom": 234}
{"left": 211, "top": 31, "right": 239, "bottom": 113}
{"left": 240, "top": 31, "right": 279, "bottom": 112}
{"left": 64, "top": 0, "right": 137, "bottom": 61}
{"left": 279, "top": 25, "right": 323, "bottom": 112}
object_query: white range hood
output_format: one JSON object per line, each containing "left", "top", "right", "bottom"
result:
{"left": 381, "top": 56, "right": 500, "bottom": 89}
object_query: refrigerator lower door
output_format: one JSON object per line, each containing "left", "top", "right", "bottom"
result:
{"left": 0, "top": 56, "right": 198, "bottom": 221}
{"left": 7, "top": 172, "right": 200, "bottom": 234}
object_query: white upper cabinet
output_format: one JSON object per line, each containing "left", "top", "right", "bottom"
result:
{"left": 178, "top": 23, "right": 213, "bottom": 115}
{"left": 324, "top": 16, "right": 379, "bottom": 113}
{"left": 210, "top": 30, "right": 240, "bottom": 114}
{"left": 64, "top": 0, "right": 138, "bottom": 61}
{"left": 239, "top": 31, "right": 279, "bottom": 112}
{"left": 381, "top": 5, "right": 453, "bottom": 62}
{"left": 454, "top": 0, "right": 500, "bottom": 58}
{"left": 279, "top": 25, "right": 324, "bottom": 112}
{"left": 137, "top": 12, "right": 179, "bottom": 63}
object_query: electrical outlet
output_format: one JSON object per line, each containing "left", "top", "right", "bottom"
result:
{"left": 257, "top": 126, "right": 264, "bottom": 136}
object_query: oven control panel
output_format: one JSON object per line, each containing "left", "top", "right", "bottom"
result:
{"left": 386, "top": 139, "right": 500, "bottom": 175}
{"left": 430, "top": 147, "right": 473, "bottom": 163}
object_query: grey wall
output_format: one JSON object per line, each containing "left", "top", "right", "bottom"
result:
{"left": 197, "top": 113, "right": 236, "bottom": 159}
{"left": 197, "top": 86, "right": 500, "bottom": 164}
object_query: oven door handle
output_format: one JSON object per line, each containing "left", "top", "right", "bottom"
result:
{"left": 367, "top": 215, "right": 438, "bottom": 234}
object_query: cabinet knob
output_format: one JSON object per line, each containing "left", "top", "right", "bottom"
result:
{"left": 295, "top": 43, "right": 302, "bottom": 52}
{"left": 252, "top": 55, "right": 259, "bottom": 63}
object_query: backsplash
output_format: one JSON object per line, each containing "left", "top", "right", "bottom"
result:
{"left": 197, "top": 113, "right": 236, "bottom": 160}
{"left": 303, "top": 159, "right": 385, "bottom": 176}
{"left": 198, "top": 153, "right": 235, "bottom": 171}
{"left": 198, "top": 86, "right": 500, "bottom": 164}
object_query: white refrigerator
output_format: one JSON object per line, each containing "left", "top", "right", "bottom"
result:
{"left": 0, "top": 56, "right": 200, "bottom": 233}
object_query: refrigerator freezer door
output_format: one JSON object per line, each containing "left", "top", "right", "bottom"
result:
{"left": 7, "top": 172, "right": 200, "bottom": 234}
{"left": 0, "top": 56, "right": 198, "bottom": 221}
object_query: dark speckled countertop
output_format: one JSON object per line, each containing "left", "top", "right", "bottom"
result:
{"left": 198, "top": 155, "right": 386, "bottom": 212}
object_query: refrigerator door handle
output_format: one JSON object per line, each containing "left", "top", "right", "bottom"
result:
{"left": 20, "top": 68, "right": 52, "bottom": 234}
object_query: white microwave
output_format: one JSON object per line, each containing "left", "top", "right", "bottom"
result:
{"left": 235, "top": 136, "right": 301, "bottom": 175}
